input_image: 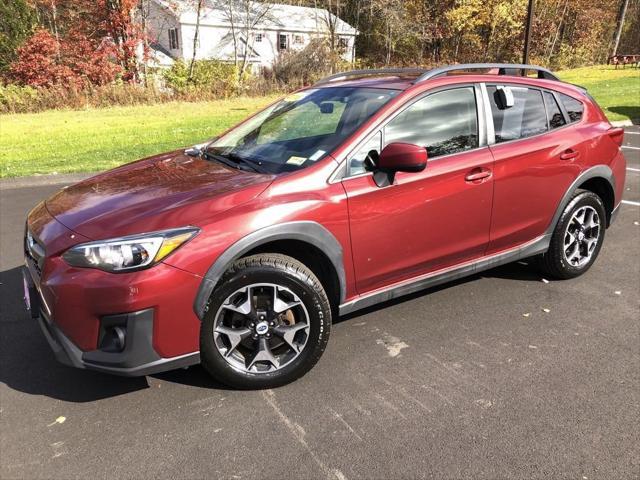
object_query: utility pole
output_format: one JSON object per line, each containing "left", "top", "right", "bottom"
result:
{"left": 522, "top": 0, "right": 534, "bottom": 65}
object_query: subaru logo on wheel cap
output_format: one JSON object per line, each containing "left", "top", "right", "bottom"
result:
{"left": 255, "top": 321, "right": 269, "bottom": 335}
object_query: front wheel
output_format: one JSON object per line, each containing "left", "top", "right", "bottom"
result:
{"left": 540, "top": 189, "right": 606, "bottom": 279}
{"left": 200, "top": 254, "right": 331, "bottom": 389}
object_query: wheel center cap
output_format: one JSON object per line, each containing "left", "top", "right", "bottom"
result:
{"left": 255, "top": 321, "right": 269, "bottom": 335}
{"left": 577, "top": 231, "right": 585, "bottom": 242}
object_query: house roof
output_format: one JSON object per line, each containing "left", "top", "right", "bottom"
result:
{"left": 154, "top": 0, "right": 357, "bottom": 35}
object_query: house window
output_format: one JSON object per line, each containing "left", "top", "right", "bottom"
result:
{"left": 293, "top": 35, "right": 304, "bottom": 45}
{"left": 338, "top": 37, "right": 349, "bottom": 51}
{"left": 254, "top": 33, "right": 263, "bottom": 43}
{"left": 278, "top": 34, "right": 288, "bottom": 50}
{"left": 168, "top": 28, "right": 179, "bottom": 50}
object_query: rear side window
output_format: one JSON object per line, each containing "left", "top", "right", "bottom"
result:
{"left": 384, "top": 87, "right": 478, "bottom": 158}
{"left": 559, "top": 93, "right": 584, "bottom": 122}
{"left": 487, "top": 85, "right": 548, "bottom": 143}
{"left": 543, "top": 91, "right": 566, "bottom": 129}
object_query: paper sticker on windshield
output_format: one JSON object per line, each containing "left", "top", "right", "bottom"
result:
{"left": 308, "top": 150, "right": 326, "bottom": 162}
{"left": 286, "top": 156, "right": 307, "bottom": 165}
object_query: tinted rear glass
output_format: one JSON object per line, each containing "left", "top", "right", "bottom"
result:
{"left": 487, "top": 86, "right": 548, "bottom": 143}
{"left": 543, "top": 91, "right": 566, "bottom": 129}
{"left": 559, "top": 93, "right": 584, "bottom": 122}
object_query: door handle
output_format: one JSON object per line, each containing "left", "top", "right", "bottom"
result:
{"left": 465, "top": 168, "right": 492, "bottom": 182}
{"left": 560, "top": 149, "right": 579, "bottom": 160}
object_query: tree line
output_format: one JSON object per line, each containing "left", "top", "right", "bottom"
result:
{"left": 0, "top": 0, "right": 638, "bottom": 91}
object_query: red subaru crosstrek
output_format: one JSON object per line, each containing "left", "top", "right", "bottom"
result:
{"left": 23, "top": 64, "right": 626, "bottom": 388}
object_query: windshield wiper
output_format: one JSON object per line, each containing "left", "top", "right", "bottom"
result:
{"left": 203, "top": 150, "right": 268, "bottom": 174}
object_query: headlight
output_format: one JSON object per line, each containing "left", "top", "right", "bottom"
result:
{"left": 62, "top": 227, "right": 199, "bottom": 272}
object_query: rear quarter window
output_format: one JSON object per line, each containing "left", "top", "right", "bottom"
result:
{"left": 543, "top": 91, "right": 566, "bottom": 129}
{"left": 558, "top": 93, "right": 584, "bottom": 122}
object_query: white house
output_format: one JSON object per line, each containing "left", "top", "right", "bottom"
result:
{"left": 145, "top": 0, "right": 357, "bottom": 70}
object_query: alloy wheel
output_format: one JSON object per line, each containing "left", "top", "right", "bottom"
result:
{"left": 213, "top": 283, "right": 310, "bottom": 374}
{"left": 563, "top": 205, "right": 600, "bottom": 267}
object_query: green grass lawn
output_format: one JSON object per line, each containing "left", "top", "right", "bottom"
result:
{"left": 1, "top": 65, "right": 638, "bottom": 178}
{"left": 557, "top": 65, "right": 639, "bottom": 122}
{"left": 0, "top": 96, "right": 279, "bottom": 178}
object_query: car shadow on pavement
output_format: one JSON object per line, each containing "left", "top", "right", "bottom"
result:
{"left": 0, "top": 266, "right": 150, "bottom": 402}
{"left": 608, "top": 106, "right": 639, "bottom": 124}
{"left": 1, "top": 259, "right": 544, "bottom": 399}
{"left": 337, "top": 260, "right": 544, "bottom": 323}
{"left": 1, "top": 266, "right": 234, "bottom": 398}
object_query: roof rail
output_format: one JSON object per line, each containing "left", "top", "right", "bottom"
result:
{"left": 314, "top": 68, "right": 428, "bottom": 86}
{"left": 415, "top": 63, "right": 559, "bottom": 82}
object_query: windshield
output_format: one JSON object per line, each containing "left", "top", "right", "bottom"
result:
{"left": 206, "top": 87, "right": 399, "bottom": 174}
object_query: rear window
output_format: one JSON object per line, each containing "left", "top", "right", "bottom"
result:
{"left": 559, "top": 93, "right": 584, "bottom": 122}
{"left": 543, "top": 91, "right": 566, "bottom": 129}
{"left": 487, "top": 85, "right": 548, "bottom": 143}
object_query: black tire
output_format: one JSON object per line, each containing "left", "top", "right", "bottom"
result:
{"left": 200, "top": 254, "right": 331, "bottom": 389}
{"left": 540, "top": 189, "right": 607, "bottom": 279}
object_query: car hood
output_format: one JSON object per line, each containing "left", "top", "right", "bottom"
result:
{"left": 45, "top": 150, "right": 275, "bottom": 239}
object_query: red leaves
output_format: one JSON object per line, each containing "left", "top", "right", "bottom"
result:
{"left": 9, "top": 29, "right": 123, "bottom": 88}
{"left": 9, "top": 0, "right": 146, "bottom": 87}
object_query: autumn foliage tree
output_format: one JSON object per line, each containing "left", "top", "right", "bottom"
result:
{"left": 9, "top": 0, "right": 145, "bottom": 87}
{"left": 9, "top": 28, "right": 121, "bottom": 87}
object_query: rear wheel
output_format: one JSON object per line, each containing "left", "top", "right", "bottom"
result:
{"left": 200, "top": 254, "right": 331, "bottom": 389}
{"left": 540, "top": 190, "right": 606, "bottom": 279}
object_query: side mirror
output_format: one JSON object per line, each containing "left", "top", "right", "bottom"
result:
{"left": 495, "top": 86, "right": 515, "bottom": 109}
{"left": 374, "top": 142, "right": 427, "bottom": 187}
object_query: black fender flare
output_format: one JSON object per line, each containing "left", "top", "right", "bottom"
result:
{"left": 193, "top": 221, "right": 346, "bottom": 319}
{"left": 545, "top": 165, "right": 615, "bottom": 235}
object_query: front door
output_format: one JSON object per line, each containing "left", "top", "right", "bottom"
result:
{"left": 342, "top": 86, "right": 495, "bottom": 295}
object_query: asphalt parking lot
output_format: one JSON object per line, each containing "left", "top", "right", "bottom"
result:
{"left": 1, "top": 128, "right": 639, "bottom": 479}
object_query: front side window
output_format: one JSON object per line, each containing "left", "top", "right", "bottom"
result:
{"left": 254, "top": 33, "right": 263, "bottom": 43}
{"left": 384, "top": 87, "right": 478, "bottom": 158}
{"left": 544, "top": 91, "right": 566, "bottom": 129}
{"left": 487, "top": 85, "right": 547, "bottom": 143}
{"left": 348, "top": 131, "right": 382, "bottom": 176}
{"left": 207, "top": 87, "right": 398, "bottom": 174}
{"left": 559, "top": 93, "right": 584, "bottom": 122}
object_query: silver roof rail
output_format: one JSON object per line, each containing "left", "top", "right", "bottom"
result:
{"left": 415, "top": 63, "right": 559, "bottom": 82}
{"left": 314, "top": 68, "right": 428, "bottom": 86}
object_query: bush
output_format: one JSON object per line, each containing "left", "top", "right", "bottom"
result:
{"left": 0, "top": 83, "right": 38, "bottom": 112}
{"left": 268, "top": 38, "right": 348, "bottom": 88}
{"left": 164, "top": 59, "right": 239, "bottom": 97}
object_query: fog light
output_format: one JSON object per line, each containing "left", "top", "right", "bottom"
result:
{"left": 99, "top": 326, "right": 126, "bottom": 352}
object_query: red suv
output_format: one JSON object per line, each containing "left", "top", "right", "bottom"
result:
{"left": 23, "top": 64, "right": 626, "bottom": 388}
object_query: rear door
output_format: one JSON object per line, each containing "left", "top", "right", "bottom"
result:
{"left": 484, "top": 84, "right": 584, "bottom": 254}
{"left": 342, "top": 85, "right": 495, "bottom": 294}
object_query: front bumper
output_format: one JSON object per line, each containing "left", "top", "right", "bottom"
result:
{"left": 23, "top": 262, "right": 200, "bottom": 377}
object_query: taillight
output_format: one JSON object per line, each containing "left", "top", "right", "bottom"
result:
{"left": 608, "top": 127, "right": 624, "bottom": 147}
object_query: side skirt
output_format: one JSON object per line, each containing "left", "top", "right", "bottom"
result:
{"left": 338, "top": 234, "right": 551, "bottom": 316}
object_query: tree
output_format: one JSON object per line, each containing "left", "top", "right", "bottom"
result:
{"left": 9, "top": 29, "right": 75, "bottom": 87}
{"left": 223, "top": 0, "right": 274, "bottom": 82}
{"left": 0, "top": 0, "right": 36, "bottom": 74}
{"left": 103, "top": 0, "right": 146, "bottom": 81}
{"left": 188, "top": 0, "right": 204, "bottom": 82}
{"left": 9, "top": 28, "right": 121, "bottom": 87}
{"left": 610, "top": 0, "right": 629, "bottom": 56}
